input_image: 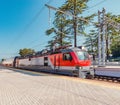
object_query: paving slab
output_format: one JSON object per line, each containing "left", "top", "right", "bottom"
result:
{"left": 0, "top": 66, "right": 120, "bottom": 105}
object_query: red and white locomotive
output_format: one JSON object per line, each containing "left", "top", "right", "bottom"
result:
{"left": 3, "top": 46, "right": 94, "bottom": 78}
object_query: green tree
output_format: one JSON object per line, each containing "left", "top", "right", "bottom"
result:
{"left": 1, "top": 58, "right": 6, "bottom": 63}
{"left": 111, "top": 44, "right": 120, "bottom": 58}
{"left": 19, "top": 48, "right": 35, "bottom": 57}
{"left": 84, "top": 13, "right": 120, "bottom": 58}
{"left": 106, "top": 13, "right": 120, "bottom": 58}
{"left": 84, "top": 30, "right": 98, "bottom": 54}
{"left": 1, "top": 58, "right": 5, "bottom": 62}
{"left": 60, "top": 0, "right": 95, "bottom": 47}
{"left": 46, "top": 0, "right": 95, "bottom": 48}
{"left": 46, "top": 7, "right": 72, "bottom": 48}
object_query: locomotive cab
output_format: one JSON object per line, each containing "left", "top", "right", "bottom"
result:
{"left": 71, "top": 48, "right": 94, "bottom": 78}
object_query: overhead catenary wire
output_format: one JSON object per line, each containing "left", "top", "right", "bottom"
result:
{"left": 45, "top": 4, "right": 109, "bottom": 49}
{"left": 45, "top": 4, "right": 89, "bottom": 23}
{"left": 0, "top": 1, "right": 95, "bottom": 58}
{"left": 7, "top": 1, "right": 120, "bottom": 58}
{"left": 24, "top": 5, "right": 119, "bottom": 55}
{"left": 10, "top": 1, "right": 98, "bottom": 51}
{"left": 13, "top": 4, "right": 120, "bottom": 50}
{"left": 30, "top": 41, "right": 48, "bottom": 49}
{"left": 46, "top": 2, "right": 119, "bottom": 29}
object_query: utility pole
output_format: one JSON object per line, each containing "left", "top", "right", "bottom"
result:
{"left": 98, "top": 8, "right": 107, "bottom": 66}
{"left": 73, "top": 0, "right": 77, "bottom": 47}
{"left": 102, "top": 8, "right": 106, "bottom": 66}
{"left": 98, "top": 10, "right": 102, "bottom": 66}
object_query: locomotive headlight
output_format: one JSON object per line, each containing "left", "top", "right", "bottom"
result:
{"left": 79, "top": 66, "right": 83, "bottom": 69}
{"left": 76, "top": 66, "right": 83, "bottom": 70}
{"left": 75, "top": 66, "right": 83, "bottom": 70}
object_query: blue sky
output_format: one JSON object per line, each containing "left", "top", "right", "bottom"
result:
{"left": 0, "top": 0, "right": 120, "bottom": 59}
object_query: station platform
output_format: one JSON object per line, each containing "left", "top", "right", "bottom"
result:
{"left": 0, "top": 66, "right": 120, "bottom": 105}
{"left": 94, "top": 65, "right": 120, "bottom": 72}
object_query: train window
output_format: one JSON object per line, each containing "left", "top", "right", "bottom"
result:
{"left": 29, "top": 58, "right": 31, "bottom": 61}
{"left": 63, "top": 53, "right": 72, "bottom": 61}
{"left": 44, "top": 57, "right": 48, "bottom": 60}
{"left": 77, "top": 51, "right": 89, "bottom": 60}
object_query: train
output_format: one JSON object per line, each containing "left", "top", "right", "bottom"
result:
{"left": 1, "top": 46, "right": 94, "bottom": 78}
{"left": 2, "top": 45, "right": 120, "bottom": 79}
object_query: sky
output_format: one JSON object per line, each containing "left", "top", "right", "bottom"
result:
{"left": 0, "top": 0, "right": 120, "bottom": 59}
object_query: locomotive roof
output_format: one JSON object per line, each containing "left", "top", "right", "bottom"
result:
{"left": 71, "top": 47, "right": 86, "bottom": 52}
{"left": 16, "top": 47, "right": 86, "bottom": 59}
{"left": 60, "top": 48, "right": 72, "bottom": 53}
{"left": 60, "top": 47, "right": 85, "bottom": 53}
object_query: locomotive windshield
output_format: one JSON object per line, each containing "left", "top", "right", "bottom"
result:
{"left": 76, "top": 51, "right": 89, "bottom": 60}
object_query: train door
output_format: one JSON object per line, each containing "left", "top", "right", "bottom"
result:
{"left": 54, "top": 55, "right": 56, "bottom": 70}
{"left": 57, "top": 55, "right": 60, "bottom": 70}
{"left": 13, "top": 57, "right": 19, "bottom": 68}
{"left": 54, "top": 55, "right": 60, "bottom": 70}
{"left": 44, "top": 56, "right": 48, "bottom": 66}
{"left": 58, "top": 55, "right": 60, "bottom": 70}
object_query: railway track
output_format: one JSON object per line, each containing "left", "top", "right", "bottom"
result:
{"left": 93, "top": 75, "right": 120, "bottom": 83}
